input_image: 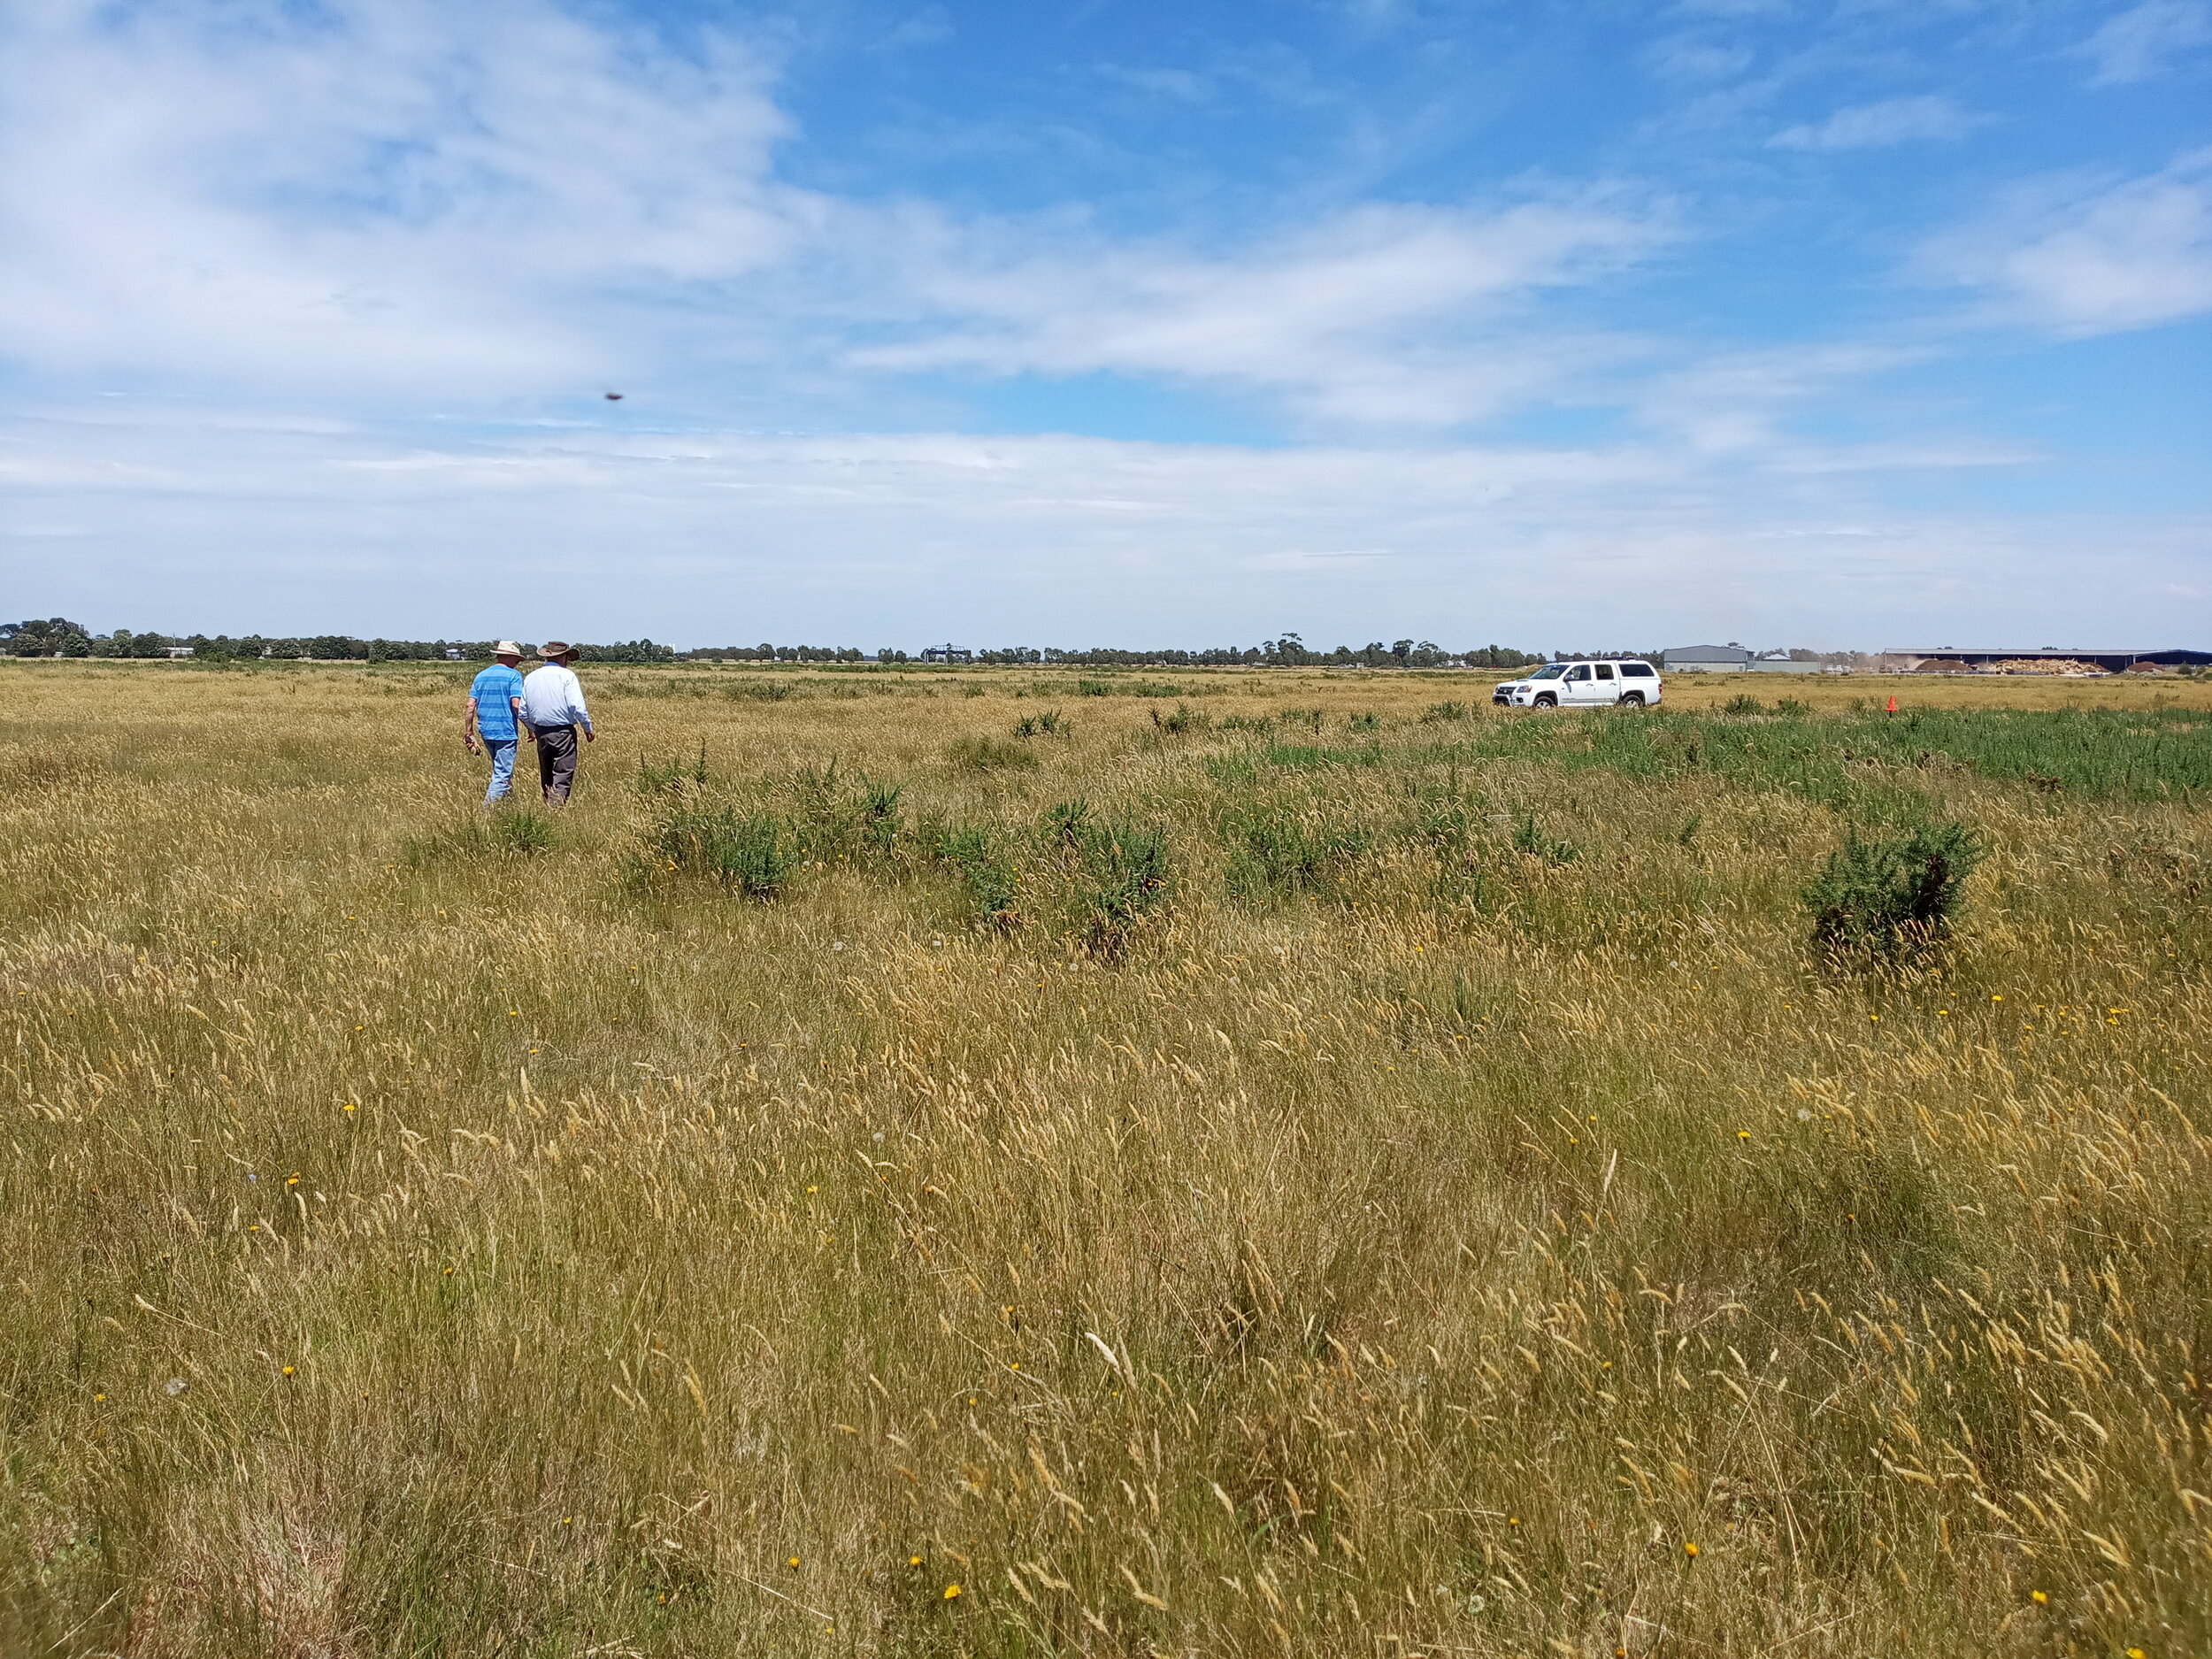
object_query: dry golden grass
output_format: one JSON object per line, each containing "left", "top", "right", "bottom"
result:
{"left": 1, "top": 659, "right": 2208, "bottom": 1656}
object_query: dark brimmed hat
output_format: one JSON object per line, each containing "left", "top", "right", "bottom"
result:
{"left": 538, "top": 641, "right": 573, "bottom": 659}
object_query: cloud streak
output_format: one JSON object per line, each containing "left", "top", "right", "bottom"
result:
{"left": 849, "top": 195, "right": 1678, "bottom": 426}
{"left": 1769, "top": 96, "right": 1988, "bottom": 152}
{"left": 1926, "top": 149, "right": 2212, "bottom": 334}
{"left": 2076, "top": 1, "right": 2212, "bottom": 86}
{"left": 0, "top": 0, "right": 803, "bottom": 394}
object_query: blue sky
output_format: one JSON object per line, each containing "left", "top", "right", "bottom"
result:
{"left": 1, "top": 0, "right": 2206, "bottom": 649}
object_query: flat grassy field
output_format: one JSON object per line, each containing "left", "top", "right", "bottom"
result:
{"left": 3, "top": 661, "right": 2208, "bottom": 1657}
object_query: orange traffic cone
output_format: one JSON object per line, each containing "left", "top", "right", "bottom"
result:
{"left": 1886, "top": 695, "right": 1898, "bottom": 713}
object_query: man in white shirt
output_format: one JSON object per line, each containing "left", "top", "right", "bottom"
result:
{"left": 522, "top": 641, "right": 595, "bottom": 803}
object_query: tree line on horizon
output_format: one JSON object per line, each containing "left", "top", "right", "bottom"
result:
{"left": 2, "top": 618, "right": 1585, "bottom": 670}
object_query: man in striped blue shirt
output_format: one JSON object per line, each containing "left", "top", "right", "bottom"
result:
{"left": 463, "top": 642, "right": 531, "bottom": 804}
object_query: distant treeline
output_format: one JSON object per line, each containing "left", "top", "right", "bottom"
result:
{"left": 0, "top": 619, "right": 681, "bottom": 663}
{"left": 2, "top": 618, "right": 1549, "bottom": 670}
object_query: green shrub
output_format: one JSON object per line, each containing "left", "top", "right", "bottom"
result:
{"left": 947, "top": 736, "right": 1040, "bottom": 773}
{"left": 1402, "top": 795, "right": 1474, "bottom": 859}
{"left": 1224, "top": 807, "right": 1372, "bottom": 897}
{"left": 1803, "top": 820, "right": 1982, "bottom": 959}
{"left": 1420, "top": 701, "right": 1469, "bottom": 724}
{"left": 789, "top": 763, "right": 902, "bottom": 859}
{"left": 933, "top": 826, "right": 1020, "bottom": 928}
{"left": 1149, "top": 703, "right": 1206, "bottom": 735}
{"left": 1078, "top": 822, "right": 1171, "bottom": 956}
{"left": 491, "top": 809, "right": 557, "bottom": 856}
{"left": 1510, "top": 811, "right": 1580, "bottom": 865}
{"left": 650, "top": 805, "right": 791, "bottom": 897}
{"left": 1013, "top": 710, "right": 1068, "bottom": 738}
{"left": 635, "top": 743, "right": 710, "bottom": 795}
{"left": 1044, "top": 799, "right": 1093, "bottom": 849}
{"left": 1723, "top": 694, "right": 1764, "bottom": 715}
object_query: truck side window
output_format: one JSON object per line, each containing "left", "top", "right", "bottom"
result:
{"left": 1569, "top": 665, "right": 1591, "bottom": 681}
{"left": 1595, "top": 664, "right": 1615, "bottom": 680}
{"left": 1621, "top": 663, "right": 1654, "bottom": 678}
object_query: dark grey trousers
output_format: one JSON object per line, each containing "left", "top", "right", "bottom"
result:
{"left": 533, "top": 724, "right": 579, "bottom": 803}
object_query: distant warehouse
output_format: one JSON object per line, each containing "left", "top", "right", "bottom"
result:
{"left": 1663, "top": 645, "right": 1751, "bottom": 672}
{"left": 1886, "top": 647, "right": 2211, "bottom": 674}
{"left": 1662, "top": 645, "right": 1809, "bottom": 673}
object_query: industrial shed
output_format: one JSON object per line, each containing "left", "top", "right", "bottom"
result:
{"left": 1662, "top": 645, "right": 1752, "bottom": 672}
{"left": 1886, "top": 647, "right": 2210, "bottom": 673}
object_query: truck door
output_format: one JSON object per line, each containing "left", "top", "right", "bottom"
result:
{"left": 1593, "top": 662, "right": 1618, "bottom": 703}
{"left": 1564, "top": 664, "right": 1595, "bottom": 703}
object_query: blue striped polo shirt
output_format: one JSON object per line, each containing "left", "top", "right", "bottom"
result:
{"left": 469, "top": 664, "right": 526, "bottom": 741}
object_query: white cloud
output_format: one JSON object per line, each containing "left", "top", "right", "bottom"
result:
{"left": 0, "top": 0, "right": 804, "bottom": 395}
{"left": 1927, "top": 150, "right": 2212, "bottom": 334}
{"left": 1629, "top": 342, "right": 1936, "bottom": 455}
{"left": 2076, "top": 1, "right": 2212, "bottom": 86}
{"left": 1769, "top": 96, "right": 1987, "bottom": 151}
{"left": 849, "top": 196, "right": 1678, "bottom": 427}
{"left": 1101, "top": 65, "right": 1215, "bottom": 101}
{"left": 1643, "top": 38, "right": 1757, "bottom": 81}
{"left": 0, "top": 0, "right": 1684, "bottom": 434}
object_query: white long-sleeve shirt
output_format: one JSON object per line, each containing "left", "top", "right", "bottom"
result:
{"left": 522, "top": 663, "right": 593, "bottom": 732}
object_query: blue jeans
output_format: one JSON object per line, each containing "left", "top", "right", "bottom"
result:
{"left": 481, "top": 738, "right": 519, "bottom": 803}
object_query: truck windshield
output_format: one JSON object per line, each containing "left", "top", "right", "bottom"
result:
{"left": 1528, "top": 664, "right": 1567, "bottom": 680}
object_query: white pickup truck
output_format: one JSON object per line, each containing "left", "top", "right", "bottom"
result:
{"left": 1493, "top": 658, "right": 1663, "bottom": 709}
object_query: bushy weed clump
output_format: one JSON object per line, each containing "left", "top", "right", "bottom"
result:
{"left": 946, "top": 735, "right": 1040, "bottom": 773}
{"left": 649, "top": 803, "right": 791, "bottom": 896}
{"left": 1803, "top": 818, "right": 1983, "bottom": 960}
{"left": 1509, "top": 810, "right": 1581, "bottom": 866}
{"left": 1060, "top": 810, "right": 1172, "bottom": 955}
{"left": 929, "top": 825, "right": 1021, "bottom": 928}
{"left": 491, "top": 808, "right": 558, "bottom": 856}
{"left": 788, "top": 762, "right": 902, "bottom": 861}
{"left": 634, "top": 743, "right": 710, "bottom": 795}
{"left": 1222, "top": 803, "right": 1374, "bottom": 896}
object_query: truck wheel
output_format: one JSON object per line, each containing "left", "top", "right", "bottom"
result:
{"left": 1620, "top": 692, "right": 1645, "bottom": 708}
{"left": 1533, "top": 693, "right": 1556, "bottom": 709}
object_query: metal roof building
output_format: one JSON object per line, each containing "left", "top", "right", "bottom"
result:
{"left": 1663, "top": 644, "right": 1753, "bottom": 671}
{"left": 1887, "top": 647, "right": 2210, "bottom": 672}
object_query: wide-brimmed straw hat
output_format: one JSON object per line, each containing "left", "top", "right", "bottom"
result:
{"left": 538, "top": 641, "right": 573, "bottom": 659}
{"left": 492, "top": 640, "right": 523, "bottom": 657}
